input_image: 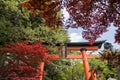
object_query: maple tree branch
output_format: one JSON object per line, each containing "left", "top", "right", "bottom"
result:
{"left": 113, "top": 5, "right": 120, "bottom": 15}
{"left": 99, "top": 1, "right": 120, "bottom": 15}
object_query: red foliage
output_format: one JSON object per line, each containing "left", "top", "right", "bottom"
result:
{"left": 65, "top": 0, "right": 120, "bottom": 42}
{"left": 1, "top": 40, "right": 50, "bottom": 63}
{"left": 20, "top": 0, "right": 120, "bottom": 43}
{"left": 20, "top": 0, "right": 62, "bottom": 29}
{"left": 0, "top": 41, "right": 55, "bottom": 79}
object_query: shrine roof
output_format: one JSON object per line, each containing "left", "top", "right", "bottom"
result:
{"left": 42, "top": 40, "right": 106, "bottom": 49}
{"left": 65, "top": 40, "right": 106, "bottom": 49}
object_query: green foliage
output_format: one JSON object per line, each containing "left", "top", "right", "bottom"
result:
{"left": 44, "top": 59, "right": 70, "bottom": 80}
{"left": 69, "top": 50, "right": 81, "bottom": 54}
{"left": 0, "top": 0, "right": 68, "bottom": 47}
{"left": 0, "top": 0, "right": 31, "bottom": 45}
{"left": 44, "top": 59, "right": 85, "bottom": 80}
{"left": 69, "top": 59, "right": 85, "bottom": 80}
{"left": 89, "top": 58, "right": 117, "bottom": 79}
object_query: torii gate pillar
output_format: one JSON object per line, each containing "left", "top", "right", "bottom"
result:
{"left": 39, "top": 62, "right": 44, "bottom": 80}
{"left": 80, "top": 48, "right": 90, "bottom": 80}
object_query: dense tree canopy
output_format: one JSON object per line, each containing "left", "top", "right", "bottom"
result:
{"left": 21, "top": 0, "right": 120, "bottom": 43}
{"left": 0, "top": 0, "right": 68, "bottom": 79}
{"left": 0, "top": 0, "right": 68, "bottom": 46}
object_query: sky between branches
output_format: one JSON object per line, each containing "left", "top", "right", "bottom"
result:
{"left": 62, "top": 8, "right": 120, "bottom": 49}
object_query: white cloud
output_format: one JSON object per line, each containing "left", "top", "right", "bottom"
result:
{"left": 69, "top": 33, "right": 83, "bottom": 42}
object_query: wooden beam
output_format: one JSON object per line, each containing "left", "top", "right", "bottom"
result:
{"left": 67, "top": 46, "right": 99, "bottom": 50}
{"left": 67, "top": 54, "right": 96, "bottom": 59}
{"left": 48, "top": 54, "right": 96, "bottom": 59}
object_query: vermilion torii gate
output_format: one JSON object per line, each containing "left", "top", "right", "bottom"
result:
{"left": 39, "top": 40, "right": 105, "bottom": 80}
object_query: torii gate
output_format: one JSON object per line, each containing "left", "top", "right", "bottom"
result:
{"left": 39, "top": 40, "right": 105, "bottom": 80}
